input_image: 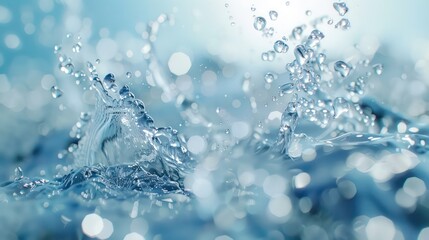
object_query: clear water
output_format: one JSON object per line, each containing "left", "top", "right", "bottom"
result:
{"left": 1, "top": 1, "right": 429, "bottom": 240}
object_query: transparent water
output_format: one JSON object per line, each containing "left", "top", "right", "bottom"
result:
{"left": 1, "top": 1, "right": 429, "bottom": 240}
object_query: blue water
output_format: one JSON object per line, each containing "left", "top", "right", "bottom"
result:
{"left": 1, "top": 1, "right": 429, "bottom": 240}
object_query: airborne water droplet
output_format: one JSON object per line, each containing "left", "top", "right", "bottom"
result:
{"left": 264, "top": 72, "right": 276, "bottom": 83}
{"left": 253, "top": 17, "right": 266, "bottom": 31}
{"left": 333, "top": 97, "right": 349, "bottom": 118}
{"left": 261, "top": 52, "right": 269, "bottom": 61}
{"left": 333, "top": 2, "right": 349, "bottom": 16}
{"left": 269, "top": 10, "right": 278, "bottom": 21}
{"left": 334, "top": 61, "right": 352, "bottom": 77}
{"left": 335, "top": 18, "right": 351, "bottom": 30}
{"left": 280, "top": 83, "right": 295, "bottom": 95}
{"left": 60, "top": 63, "right": 74, "bottom": 75}
{"left": 306, "top": 10, "right": 312, "bottom": 16}
{"left": 126, "top": 72, "right": 132, "bottom": 78}
{"left": 292, "top": 26, "right": 304, "bottom": 40}
{"left": 54, "top": 45, "right": 62, "bottom": 53}
{"left": 373, "top": 64, "right": 383, "bottom": 75}
{"left": 294, "top": 45, "right": 309, "bottom": 65}
{"left": 72, "top": 43, "right": 82, "bottom": 53}
{"left": 87, "top": 61, "right": 96, "bottom": 73}
{"left": 103, "top": 73, "right": 116, "bottom": 89}
{"left": 50, "top": 86, "right": 63, "bottom": 98}
{"left": 306, "top": 30, "right": 325, "bottom": 47}
{"left": 14, "top": 167, "right": 23, "bottom": 180}
{"left": 273, "top": 40, "right": 289, "bottom": 53}
{"left": 267, "top": 51, "right": 276, "bottom": 61}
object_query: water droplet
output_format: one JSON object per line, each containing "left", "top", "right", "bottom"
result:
{"left": 80, "top": 112, "right": 91, "bottom": 122}
{"left": 14, "top": 167, "right": 23, "bottom": 180}
{"left": 373, "top": 64, "right": 383, "bottom": 75}
{"left": 267, "top": 51, "right": 276, "bottom": 61}
{"left": 119, "top": 85, "right": 134, "bottom": 99}
{"left": 261, "top": 52, "right": 269, "bottom": 61}
{"left": 225, "top": 3, "right": 229, "bottom": 8}
{"left": 333, "top": 2, "right": 349, "bottom": 16}
{"left": 66, "top": 33, "right": 72, "bottom": 38}
{"left": 280, "top": 83, "right": 295, "bottom": 95}
{"left": 54, "top": 45, "right": 62, "bottom": 53}
{"left": 225, "top": 129, "right": 230, "bottom": 134}
{"left": 251, "top": 6, "right": 256, "bottom": 11}
{"left": 60, "top": 63, "right": 74, "bottom": 75}
{"left": 307, "top": 30, "right": 325, "bottom": 47}
{"left": 334, "top": 61, "right": 352, "bottom": 77}
{"left": 269, "top": 11, "right": 278, "bottom": 21}
{"left": 87, "top": 61, "right": 96, "bottom": 73}
{"left": 333, "top": 97, "right": 349, "bottom": 118}
{"left": 103, "top": 73, "right": 116, "bottom": 89}
{"left": 285, "top": 1, "right": 290, "bottom": 6}
{"left": 50, "top": 86, "right": 63, "bottom": 98}
{"left": 126, "top": 72, "right": 132, "bottom": 78}
{"left": 335, "top": 18, "right": 351, "bottom": 30}
{"left": 294, "top": 45, "right": 309, "bottom": 65}
{"left": 254, "top": 17, "right": 266, "bottom": 31}
{"left": 216, "top": 107, "right": 221, "bottom": 114}
{"left": 306, "top": 10, "right": 312, "bottom": 16}
{"left": 327, "top": 19, "right": 334, "bottom": 25}
{"left": 95, "top": 59, "right": 100, "bottom": 64}
{"left": 265, "top": 72, "right": 275, "bottom": 83}
{"left": 72, "top": 42, "right": 82, "bottom": 53}
{"left": 317, "top": 53, "right": 326, "bottom": 64}
{"left": 292, "top": 26, "right": 304, "bottom": 40}
{"left": 274, "top": 40, "right": 289, "bottom": 53}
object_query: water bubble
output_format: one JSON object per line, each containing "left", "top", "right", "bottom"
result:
{"left": 103, "top": 73, "right": 116, "bottom": 90}
{"left": 126, "top": 72, "right": 132, "bottom": 78}
{"left": 273, "top": 40, "right": 289, "bottom": 53}
{"left": 269, "top": 11, "right": 278, "bottom": 21}
{"left": 307, "top": 30, "right": 325, "bottom": 47}
{"left": 333, "top": 97, "right": 349, "bottom": 118}
{"left": 72, "top": 43, "right": 82, "bottom": 53}
{"left": 253, "top": 17, "right": 266, "bottom": 31}
{"left": 50, "top": 86, "right": 63, "bottom": 98}
{"left": 335, "top": 18, "right": 351, "bottom": 30}
{"left": 327, "top": 19, "right": 334, "bottom": 25}
{"left": 373, "top": 64, "right": 383, "bottom": 75}
{"left": 333, "top": 2, "right": 349, "bottom": 16}
{"left": 66, "top": 33, "right": 72, "bottom": 38}
{"left": 285, "top": 1, "right": 290, "bottom": 6}
{"left": 251, "top": 6, "right": 256, "bottom": 11}
{"left": 95, "top": 59, "right": 100, "bottom": 64}
{"left": 280, "top": 83, "right": 295, "bottom": 95}
{"left": 60, "top": 63, "right": 74, "bottom": 75}
{"left": 334, "top": 61, "right": 352, "bottom": 77}
{"left": 225, "top": 3, "right": 229, "bottom": 8}
{"left": 306, "top": 10, "right": 312, "bottom": 16}
{"left": 265, "top": 72, "right": 275, "bottom": 83}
